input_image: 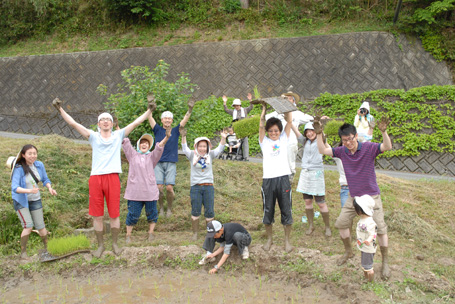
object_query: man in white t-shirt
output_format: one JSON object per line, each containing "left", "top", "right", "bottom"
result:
{"left": 265, "top": 91, "right": 313, "bottom": 182}
{"left": 53, "top": 98, "right": 153, "bottom": 258}
{"left": 259, "top": 101, "right": 293, "bottom": 253}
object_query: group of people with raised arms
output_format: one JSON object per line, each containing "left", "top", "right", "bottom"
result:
{"left": 8, "top": 92, "right": 391, "bottom": 281}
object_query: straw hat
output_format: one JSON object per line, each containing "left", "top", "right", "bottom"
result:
{"left": 282, "top": 91, "right": 300, "bottom": 103}
{"left": 5, "top": 150, "right": 21, "bottom": 179}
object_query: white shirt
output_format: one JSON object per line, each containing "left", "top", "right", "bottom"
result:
{"left": 265, "top": 110, "right": 313, "bottom": 145}
{"left": 89, "top": 129, "right": 125, "bottom": 175}
{"left": 260, "top": 132, "right": 291, "bottom": 178}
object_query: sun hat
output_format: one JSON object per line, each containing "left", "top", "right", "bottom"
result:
{"left": 98, "top": 112, "right": 113, "bottom": 123}
{"left": 282, "top": 91, "right": 300, "bottom": 103}
{"left": 232, "top": 99, "right": 242, "bottom": 106}
{"left": 5, "top": 150, "right": 21, "bottom": 179}
{"left": 206, "top": 220, "right": 223, "bottom": 238}
{"left": 194, "top": 137, "right": 212, "bottom": 151}
{"left": 136, "top": 134, "right": 154, "bottom": 153}
{"left": 354, "top": 195, "right": 375, "bottom": 216}
{"left": 161, "top": 111, "right": 174, "bottom": 119}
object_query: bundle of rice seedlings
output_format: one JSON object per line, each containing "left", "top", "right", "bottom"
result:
{"left": 47, "top": 234, "right": 91, "bottom": 256}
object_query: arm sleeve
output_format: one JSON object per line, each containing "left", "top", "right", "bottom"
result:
{"left": 212, "top": 143, "right": 225, "bottom": 158}
{"left": 297, "top": 134, "right": 306, "bottom": 145}
{"left": 223, "top": 105, "right": 233, "bottom": 116}
{"left": 150, "top": 144, "right": 164, "bottom": 167}
{"left": 39, "top": 163, "right": 51, "bottom": 187}
{"left": 11, "top": 168, "right": 22, "bottom": 193}
{"left": 122, "top": 138, "right": 135, "bottom": 161}
{"left": 244, "top": 104, "right": 254, "bottom": 114}
{"left": 223, "top": 242, "right": 233, "bottom": 255}
{"left": 182, "top": 143, "right": 192, "bottom": 159}
{"left": 354, "top": 115, "right": 360, "bottom": 128}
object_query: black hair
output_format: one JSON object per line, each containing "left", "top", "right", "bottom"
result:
{"left": 353, "top": 199, "right": 368, "bottom": 216}
{"left": 265, "top": 117, "right": 283, "bottom": 133}
{"left": 17, "top": 144, "right": 38, "bottom": 176}
{"left": 338, "top": 123, "right": 357, "bottom": 138}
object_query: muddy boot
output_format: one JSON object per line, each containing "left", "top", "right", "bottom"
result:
{"left": 380, "top": 246, "right": 391, "bottom": 279}
{"left": 337, "top": 237, "right": 354, "bottom": 266}
{"left": 40, "top": 234, "right": 48, "bottom": 252}
{"left": 284, "top": 225, "right": 293, "bottom": 253}
{"left": 191, "top": 218, "right": 199, "bottom": 241}
{"left": 20, "top": 235, "right": 30, "bottom": 260}
{"left": 111, "top": 228, "right": 122, "bottom": 256}
{"left": 166, "top": 191, "right": 174, "bottom": 218}
{"left": 262, "top": 224, "right": 273, "bottom": 251}
{"left": 158, "top": 190, "right": 165, "bottom": 217}
{"left": 92, "top": 230, "right": 105, "bottom": 258}
{"left": 305, "top": 209, "right": 315, "bottom": 235}
{"left": 321, "top": 212, "right": 332, "bottom": 237}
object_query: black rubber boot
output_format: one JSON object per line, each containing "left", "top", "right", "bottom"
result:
{"left": 337, "top": 237, "right": 354, "bottom": 266}
{"left": 262, "top": 224, "right": 273, "bottom": 251}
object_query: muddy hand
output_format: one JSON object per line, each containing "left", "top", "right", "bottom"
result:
{"left": 165, "top": 126, "right": 172, "bottom": 138}
{"left": 377, "top": 115, "right": 390, "bottom": 132}
{"left": 52, "top": 98, "right": 62, "bottom": 111}
{"left": 148, "top": 100, "right": 157, "bottom": 112}
{"left": 188, "top": 98, "right": 196, "bottom": 112}
{"left": 312, "top": 116, "right": 323, "bottom": 134}
{"left": 112, "top": 116, "right": 120, "bottom": 130}
{"left": 179, "top": 126, "right": 187, "bottom": 137}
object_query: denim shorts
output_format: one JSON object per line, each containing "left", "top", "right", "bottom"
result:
{"left": 14, "top": 199, "right": 45, "bottom": 230}
{"left": 190, "top": 185, "right": 215, "bottom": 218}
{"left": 154, "top": 162, "right": 177, "bottom": 185}
{"left": 340, "top": 185, "right": 349, "bottom": 208}
{"left": 125, "top": 200, "right": 158, "bottom": 226}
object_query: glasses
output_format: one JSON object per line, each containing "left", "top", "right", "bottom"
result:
{"left": 341, "top": 136, "right": 356, "bottom": 143}
{"left": 99, "top": 118, "right": 111, "bottom": 122}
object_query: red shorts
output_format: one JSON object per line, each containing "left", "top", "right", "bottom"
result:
{"left": 88, "top": 173, "right": 121, "bottom": 218}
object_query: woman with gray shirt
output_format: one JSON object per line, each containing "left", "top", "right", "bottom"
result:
{"left": 292, "top": 122, "right": 332, "bottom": 237}
{"left": 181, "top": 128, "right": 227, "bottom": 240}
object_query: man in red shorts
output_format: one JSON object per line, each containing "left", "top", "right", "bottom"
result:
{"left": 53, "top": 98, "right": 154, "bottom": 257}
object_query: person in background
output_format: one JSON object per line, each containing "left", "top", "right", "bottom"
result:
{"left": 354, "top": 101, "right": 375, "bottom": 143}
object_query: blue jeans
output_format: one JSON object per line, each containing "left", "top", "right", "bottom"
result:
{"left": 340, "top": 185, "right": 349, "bottom": 208}
{"left": 190, "top": 185, "right": 215, "bottom": 218}
{"left": 125, "top": 200, "right": 158, "bottom": 226}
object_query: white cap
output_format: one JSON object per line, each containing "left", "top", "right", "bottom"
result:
{"left": 232, "top": 99, "right": 242, "bottom": 106}
{"left": 161, "top": 111, "right": 174, "bottom": 119}
{"left": 304, "top": 122, "right": 314, "bottom": 132}
{"left": 354, "top": 195, "right": 375, "bottom": 216}
{"left": 359, "top": 101, "right": 370, "bottom": 112}
{"left": 98, "top": 112, "right": 113, "bottom": 122}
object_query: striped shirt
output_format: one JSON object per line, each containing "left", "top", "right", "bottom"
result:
{"left": 332, "top": 141, "right": 382, "bottom": 197}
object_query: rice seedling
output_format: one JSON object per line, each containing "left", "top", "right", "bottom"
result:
{"left": 47, "top": 234, "right": 91, "bottom": 256}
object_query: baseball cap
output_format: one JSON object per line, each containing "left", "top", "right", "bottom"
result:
{"left": 206, "top": 220, "right": 222, "bottom": 237}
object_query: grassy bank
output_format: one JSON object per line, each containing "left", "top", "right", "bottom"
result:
{"left": 0, "top": 135, "right": 454, "bottom": 302}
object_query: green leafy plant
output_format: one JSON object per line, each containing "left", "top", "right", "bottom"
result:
{"left": 47, "top": 234, "right": 91, "bottom": 256}
{"left": 232, "top": 116, "right": 260, "bottom": 138}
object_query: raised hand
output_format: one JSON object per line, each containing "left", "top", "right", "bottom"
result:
{"left": 179, "top": 126, "right": 187, "bottom": 137}
{"left": 377, "top": 115, "right": 390, "bottom": 132}
{"left": 52, "top": 98, "right": 62, "bottom": 111}
{"left": 113, "top": 116, "right": 120, "bottom": 130}
{"left": 220, "top": 130, "right": 228, "bottom": 139}
{"left": 222, "top": 95, "right": 228, "bottom": 105}
{"left": 165, "top": 127, "right": 172, "bottom": 138}
{"left": 247, "top": 93, "right": 252, "bottom": 101}
{"left": 312, "top": 116, "right": 323, "bottom": 134}
{"left": 147, "top": 95, "right": 157, "bottom": 112}
{"left": 188, "top": 98, "right": 196, "bottom": 111}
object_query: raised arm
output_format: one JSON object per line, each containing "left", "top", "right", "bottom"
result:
{"left": 290, "top": 121, "right": 302, "bottom": 138}
{"left": 180, "top": 127, "right": 192, "bottom": 158}
{"left": 259, "top": 103, "right": 267, "bottom": 143}
{"left": 180, "top": 99, "right": 196, "bottom": 128}
{"left": 313, "top": 119, "right": 333, "bottom": 156}
{"left": 377, "top": 116, "right": 392, "bottom": 152}
{"left": 52, "top": 98, "right": 90, "bottom": 139}
{"left": 125, "top": 99, "right": 155, "bottom": 136}
{"left": 147, "top": 94, "right": 157, "bottom": 129}
{"left": 283, "top": 111, "right": 292, "bottom": 137}
{"left": 222, "top": 95, "right": 234, "bottom": 116}
{"left": 212, "top": 131, "right": 227, "bottom": 157}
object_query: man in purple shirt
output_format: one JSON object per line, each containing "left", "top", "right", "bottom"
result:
{"left": 315, "top": 117, "right": 392, "bottom": 279}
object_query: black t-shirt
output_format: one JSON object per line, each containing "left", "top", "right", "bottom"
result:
{"left": 215, "top": 223, "right": 248, "bottom": 246}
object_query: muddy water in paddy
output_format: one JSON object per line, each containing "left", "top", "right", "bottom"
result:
{"left": 2, "top": 267, "right": 339, "bottom": 303}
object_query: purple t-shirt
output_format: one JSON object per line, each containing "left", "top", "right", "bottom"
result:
{"left": 332, "top": 141, "right": 382, "bottom": 197}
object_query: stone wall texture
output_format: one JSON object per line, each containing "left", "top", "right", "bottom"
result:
{"left": 0, "top": 31, "right": 453, "bottom": 175}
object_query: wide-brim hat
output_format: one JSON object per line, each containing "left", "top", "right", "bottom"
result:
{"left": 5, "top": 150, "right": 21, "bottom": 179}
{"left": 282, "top": 91, "right": 300, "bottom": 103}
{"left": 194, "top": 137, "right": 212, "bottom": 151}
{"left": 354, "top": 195, "right": 375, "bottom": 216}
{"left": 136, "top": 134, "right": 154, "bottom": 152}
{"left": 232, "top": 99, "right": 242, "bottom": 106}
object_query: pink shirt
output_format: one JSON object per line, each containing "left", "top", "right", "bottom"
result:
{"left": 122, "top": 138, "right": 164, "bottom": 201}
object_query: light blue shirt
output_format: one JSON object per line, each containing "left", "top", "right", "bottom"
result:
{"left": 89, "top": 129, "right": 126, "bottom": 175}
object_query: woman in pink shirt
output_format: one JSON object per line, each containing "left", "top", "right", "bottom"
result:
{"left": 122, "top": 128, "right": 171, "bottom": 243}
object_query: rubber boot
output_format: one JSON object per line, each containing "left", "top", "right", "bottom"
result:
{"left": 284, "top": 225, "right": 293, "bottom": 253}
{"left": 111, "top": 228, "right": 122, "bottom": 256}
{"left": 321, "top": 212, "right": 332, "bottom": 237}
{"left": 337, "top": 237, "right": 354, "bottom": 266}
{"left": 92, "top": 230, "right": 105, "bottom": 258}
{"left": 380, "top": 246, "right": 391, "bottom": 279}
{"left": 191, "top": 218, "right": 199, "bottom": 241}
{"left": 20, "top": 235, "right": 30, "bottom": 260}
{"left": 262, "top": 224, "right": 273, "bottom": 251}
{"left": 158, "top": 189, "right": 165, "bottom": 217}
{"left": 40, "top": 234, "right": 48, "bottom": 252}
{"left": 305, "top": 209, "right": 315, "bottom": 235}
{"left": 166, "top": 191, "right": 174, "bottom": 218}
